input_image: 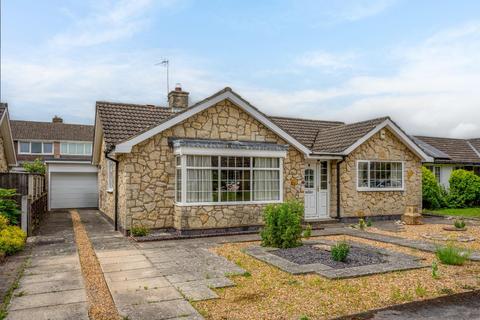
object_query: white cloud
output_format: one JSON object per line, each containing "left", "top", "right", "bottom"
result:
{"left": 248, "top": 21, "right": 480, "bottom": 138}
{"left": 296, "top": 51, "right": 357, "bottom": 71}
{"left": 49, "top": 0, "right": 173, "bottom": 48}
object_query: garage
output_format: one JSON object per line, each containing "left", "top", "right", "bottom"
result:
{"left": 47, "top": 161, "right": 98, "bottom": 210}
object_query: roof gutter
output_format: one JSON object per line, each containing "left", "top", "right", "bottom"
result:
{"left": 336, "top": 156, "right": 346, "bottom": 219}
{"left": 104, "top": 148, "right": 119, "bottom": 232}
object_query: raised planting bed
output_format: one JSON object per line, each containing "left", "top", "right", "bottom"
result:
{"left": 271, "top": 244, "right": 386, "bottom": 269}
{"left": 245, "top": 239, "right": 426, "bottom": 279}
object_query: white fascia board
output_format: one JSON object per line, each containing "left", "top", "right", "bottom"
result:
{"left": 0, "top": 111, "right": 18, "bottom": 166}
{"left": 91, "top": 115, "right": 104, "bottom": 165}
{"left": 342, "top": 119, "right": 434, "bottom": 162}
{"left": 174, "top": 146, "right": 287, "bottom": 158}
{"left": 114, "top": 90, "right": 312, "bottom": 156}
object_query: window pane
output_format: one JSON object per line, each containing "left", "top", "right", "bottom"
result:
{"left": 254, "top": 157, "right": 279, "bottom": 168}
{"left": 187, "top": 155, "right": 211, "bottom": 167}
{"left": 19, "top": 142, "right": 30, "bottom": 153}
{"left": 186, "top": 169, "right": 215, "bottom": 202}
{"left": 31, "top": 142, "right": 42, "bottom": 153}
{"left": 176, "top": 168, "right": 182, "bottom": 202}
{"left": 43, "top": 143, "right": 53, "bottom": 154}
{"left": 69, "top": 143, "right": 77, "bottom": 154}
{"left": 363, "top": 161, "right": 403, "bottom": 189}
{"left": 60, "top": 143, "right": 68, "bottom": 154}
{"left": 304, "top": 169, "right": 314, "bottom": 188}
{"left": 253, "top": 170, "right": 280, "bottom": 201}
{"left": 357, "top": 162, "right": 368, "bottom": 188}
{"left": 85, "top": 143, "right": 92, "bottom": 155}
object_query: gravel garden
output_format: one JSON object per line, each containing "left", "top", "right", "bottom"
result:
{"left": 192, "top": 201, "right": 480, "bottom": 320}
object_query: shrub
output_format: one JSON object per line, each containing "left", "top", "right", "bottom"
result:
{"left": 0, "top": 225, "right": 26, "bottom": 255}
{"left": 130, "top": 226, "right": 149, "bottom": 237}
{"left": 0, "top": 215, "right": 9, "bottom": 230}
{"left": 331, "top": 241, "right": 350, "bottom": 262}
{"left": 366, "top": 218, "right": 373, "bottom": 227}
{"left": 435, "top": 243, "right": 471, "bottom": 266}
{"left": 358, "top": 218, "right": 367, "bottom": 230}
{"left": 302, "top": 224, "right": 312, "bottom": 239}
{"left": 431, "top": 260, "right": 439, "bottom": 279}
{"left": 22, "top": 158, "right": 46, "bottom": 174}
{"left": 261, "top": 200, "right": 303, "bottom": 248}
{"left": 447, "top": 170, "right": 480, "bottom": 208}
{"left": 453, "top": 219, "right": 466, "bottom": 229}
{"left": 422, "top": 167, "right": 446, "bottom": 209}
{"left": 0, "top": 188, "right": 21, "bottom": 225}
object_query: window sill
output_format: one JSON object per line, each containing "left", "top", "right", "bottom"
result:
{"left": 175, "top": 200, "right": 282, "bottom": 206}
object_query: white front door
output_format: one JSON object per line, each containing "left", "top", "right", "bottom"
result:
{"left": 304, "top": 161, "right": 329, "bottom": 220}
{"left": 304, "top": 167, "right": 317, "bottom": 219}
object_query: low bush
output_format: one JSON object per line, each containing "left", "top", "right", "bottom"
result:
{"left": 0, "top": 224, "right": 26, "bottom": 255}
{"left": 447, "top": 170, "right": 480, "bottom": 208}
{"left": 302, "top": 224, "right": 312, "bottom": 239}
{"left": 422, "top": 167, "right": 446, "bottom": 209}
{"left": 261, "top": 200, "right": 303, "bottom": 248}
{"left": 0, "top": 189, "right": 21, "bottom": 225}
{"left": 453, "top": 219, "right": 466, "bottom": 229}
{"left": 435, "top": 243, "right": 471, "bottom": 266}
{"left": 22, "top": 158, "right": 46, "bottom": 174}
{"left": 358, "top": 218, "right": 367, "bottom": 230}
{"left": 331, "top": 241, "right": 350, "bottom": 262}
{"left": 130, "top": 226, "right": 149, "bottom": 237}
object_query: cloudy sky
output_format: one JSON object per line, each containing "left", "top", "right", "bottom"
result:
{"left": 1, "top": 0, "right": 480, "bottom": 138}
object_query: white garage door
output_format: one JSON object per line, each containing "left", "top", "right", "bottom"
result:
{"left": 50, "top": 172, "right": 98, "bottom": 209}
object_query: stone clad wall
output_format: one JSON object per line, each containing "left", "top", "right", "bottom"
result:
{"left": 0, "top": 138, "right": 8, "bottom": 172}
{"left": 118, "top": 99, "right": 305, "bottom": 231}
{"left": 98, "top": 140, "right": 116, "bottom": 222}
{"left": 338, "top": 129, "right": 422, "bottom": 217}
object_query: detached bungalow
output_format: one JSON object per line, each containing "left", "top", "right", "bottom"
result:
{"left": 414, "top": 136, "right": 480, "bottom": 188}
{"left": 92, "top": 86, "right": 432, "bottom": 233}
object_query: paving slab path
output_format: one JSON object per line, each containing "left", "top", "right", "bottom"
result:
{"left": 6, "top": 211, "right": 89, "bottom": 320}
{"left": 78, "top": 209, "right": 206, "bottom": 320}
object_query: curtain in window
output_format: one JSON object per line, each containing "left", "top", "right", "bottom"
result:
{"left": 186, "top": 156, "right": 213, "bottom": 202}
{"left": 253, "top": 170, "right": 279, "bottom": 201}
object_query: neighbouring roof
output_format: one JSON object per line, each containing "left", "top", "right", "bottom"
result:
{"left": 96, "top": 101, "right": 174, "bottom": 148}
{"left": 414, "top": 136, "right": 480, "bottom": 164}
{"left": 11, "top": 120, "right": 94, "bottom": 142}
{"left": 269, "top": 116, "right": 344, "bottom": 148}
{"left": 311, "top": 117, "right": 389, "bottom": 153}
{"left": 169, "top": 138, "right": 289, "bottom": 151}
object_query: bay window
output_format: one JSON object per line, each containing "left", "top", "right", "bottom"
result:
{"left": 357, "top": 160, "right": 404, "bottom": 191}
{"left": 176, "top": 155, "right": 282, "bottom": 204}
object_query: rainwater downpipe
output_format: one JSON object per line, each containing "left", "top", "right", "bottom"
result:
{"left": 336, "top": 157, "right": 346, "bottom": 219}
{"left": 105, "top": 150, "right": 119, "bottom": 231}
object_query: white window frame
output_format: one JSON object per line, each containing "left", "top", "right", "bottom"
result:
{"left": 106, "top": 160, "right": 115, "bottom": 192}
{"left": 175, "top": 154, "right": 284, "bottom": 206}
{"left": 356, "top": 160, "right": 405, "bottom": 192}
{"left": 18, "top": 141, "right": 54, "bottom": 155}
{"left": 60, "top": 141, "right": 93, "bottom": 155}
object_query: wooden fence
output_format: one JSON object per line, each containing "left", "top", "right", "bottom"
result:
{"left": 0, "top": 172, "right": 47, "bottom": 235}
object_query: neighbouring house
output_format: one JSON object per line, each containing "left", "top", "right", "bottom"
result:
{"left": 92, "top": 86, "right": 432, "bottom": 234}
{"left": 0, "top": 103, "right": 17, "bottom": 172}
{"left": 10, "top": 116, "right": 98, "bottom": 210}
{"left": 414, "top": 136, "right": 480, "bottom": 188}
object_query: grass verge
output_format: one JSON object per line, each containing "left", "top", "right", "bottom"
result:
{"left": 425, "top": 207, "right": 480, "bottom": 218}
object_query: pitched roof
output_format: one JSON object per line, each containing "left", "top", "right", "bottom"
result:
{"left": 414, "top": 136, "right": 480, "bottom": 164}
{"left": 469, "top": 138, "right": 480, "bottom": 155}
{"left": 311, "top": 117, "right": 389, "bottom": 153}
{"left": 11, "top": 120, "right": 94, "bottom": 142}
{"left": 96, "top": 101, "right": 174, "bottom": 147}
{"left": 269, "top": 116, "right": 344, "bottom": 148}
{"left": 93, "top": 89, "right": 427, "bottom": 160}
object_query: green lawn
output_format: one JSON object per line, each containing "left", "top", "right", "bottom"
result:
{"left": 425, "top": 207, "right": 480, "bottom": 218}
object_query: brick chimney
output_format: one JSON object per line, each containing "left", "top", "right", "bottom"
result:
{"left": 52, "top": 116, "right": 63, "bottom": 123}
{"left": 168, "top": 83, "right": 189, "bottom": 111}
